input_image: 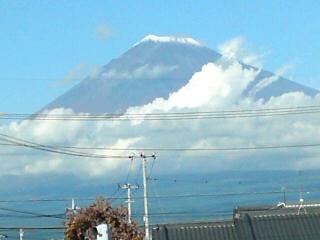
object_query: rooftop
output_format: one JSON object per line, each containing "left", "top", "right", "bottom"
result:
{"left": 152, "top": 202, "right": 320, "bottom": 240}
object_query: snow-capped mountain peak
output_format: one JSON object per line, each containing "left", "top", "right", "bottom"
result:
{"left": 45, "top": 35, "right": 318, "bottom": 114}
{"left": 134, "top": 34, "right": 203, "bottom": 47}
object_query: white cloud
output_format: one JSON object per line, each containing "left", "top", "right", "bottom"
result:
{"left": 275, "top": 63, "right": 295, "bottom": 80}
{"left": 0, "top": 57, "right": 319, "bottom": 178}
{"left": 103, "top": 64, "right": 178, "bottom": 80}
{"left": 218, "top": 36, "right": 265, "bottom": 68}
{"left": 127, "top": 62, "right": 257, "bottom": 113}
{"left": 62, "top": 63, "right": 87, "bottom": 85}
{"left": 24, "top": 158, "right": 63, "bottom": 174}
{"left": 59, "top": 63, "right": 101, "bottom": 85}
{"left": 248, "top": 64, "right": 296, "bottom": 98}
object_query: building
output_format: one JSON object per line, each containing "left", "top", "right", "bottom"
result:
{"left": 152, "top": 202, "right": 320, "bottom": 240}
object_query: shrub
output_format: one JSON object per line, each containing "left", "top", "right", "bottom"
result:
{"left": 65, "top": 197, "right": 143, "bottom": 240}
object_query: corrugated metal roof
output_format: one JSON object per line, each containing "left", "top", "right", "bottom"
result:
{"left": 152, "top": 221, "right": 238, "bottom": 240}
{"left": 245, "top": 213, "right": 320, "bottom": 240}
{"left": 152, "top": 203, "right": 320, "bottom": 240}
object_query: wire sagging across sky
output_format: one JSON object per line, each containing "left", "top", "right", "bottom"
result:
{"left": 1, "top": 132, "right": 320, "bottom": 153}
{"left": 0, "top": 133, "right": 130, "bottom": 159}
{"left": 0, "top": 105, "right": 320, "bottom": 121}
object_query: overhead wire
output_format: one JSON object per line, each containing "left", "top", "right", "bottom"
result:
{"left": 2, "top": 104, "right": 320, "bottom": 115}
{"left": 0, "top": 188, "right": 318, "bottom": 225}
{"left": 0, "top": 210, "right": 254, "bottom": 218}
{"left": 0, "top": 213, "right": 65, "bottom": 219}
{"left": 0, "top": 133, "right": 131, "bottom": 159}
{"left": 0, "top": 106, "right": 319, "bottom": 226}
{"left": 133, "top": 161, "right": 143, "bottom": 187}
{"left": 2, "top": 138, "right": 320, "bottom": 153}
{"left": 149, "top": 156, "right": 156, "bottom": 179}
{"left": 0, "top": 227, "right": 66, "bottom": 230}
{"left": 0, "top": 105, "right": 319, "bottom": 158}
{"left": 1, "top": 105, "right": 320, "bottom": 121}
{"left": 0, "top": 207, "right": 65, "bottom": 219}
{"left": 125, "top": 156, "right": 134, "bottom": 183}
{"left": 149, "top": 180, "right": 168, "bottom": 224}
{"left": 0, "top": 188, "right": 314, "bottom": 203}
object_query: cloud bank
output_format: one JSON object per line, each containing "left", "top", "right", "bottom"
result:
{"left": 1, "top": 45, "right": 320, "bottom": 179}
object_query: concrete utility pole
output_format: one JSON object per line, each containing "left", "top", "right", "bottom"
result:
{"left": 140, "top": 152, "right": 156, "bottom": 240}
{"left": 66, "top": 198, "right": 81, "bottom": 218}
{"left": 281, "top": 186, "right": 287, "bottom": 204}
{"left": 19, "top": 228, "right": 24, "bottom": 240}
{"left": 121, "top": 183, "right": 139, "bottom": 224}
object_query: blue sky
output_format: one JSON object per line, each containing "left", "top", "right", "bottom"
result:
{"left": 0, "top": 0, "right": 319, "bottom": 113}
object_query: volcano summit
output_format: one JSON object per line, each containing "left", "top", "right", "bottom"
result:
{"left": 45, "top": 35, "right": 318, "bottom": 114}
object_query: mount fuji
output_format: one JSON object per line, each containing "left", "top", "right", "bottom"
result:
{"left": 44, "top": 35, "right": 318, "bottom": 114}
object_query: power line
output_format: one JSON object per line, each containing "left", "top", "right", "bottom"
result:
{"left": 125, "top": 155, "right": 134, "bottom": 183}
{"left": 134, "top": 160, "right": 143, "bottom": 186}
{"left": 0, "top": 227, "right": 66, "bottom": 231}
{"left": 1, "top": 105, "right": 320, "bottom": 121}
{"left": 0, "top": 207, "right": 65, "bottom": 219}
{"left": 0, "top": 214, "right": 65, "bottom": 219}
{"left": 0, "top": 211, "right": 232, "bottom": 219}
{"left": 3, "top": 105, "right": 320, "bottom": 116}
{"left": 96, "top": 143, "right": 320, "bottom": 152}
{"left": 0, "top": 133, "right": 131, "bottom": 159}
{"left": 108, "top": 187, "right": 125, "bottom": 204}
{"left": 0, "top": 198, "right": 91, "bottom": 203}
{"left": 0, "top": 189, "right": 313, "bottom": 203}
{"left": 2, "top": 139, "right": 320, "bottom": 153}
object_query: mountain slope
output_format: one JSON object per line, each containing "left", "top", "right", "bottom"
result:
{"left": 44, "top": 35, "right": 318, "bottom": 113}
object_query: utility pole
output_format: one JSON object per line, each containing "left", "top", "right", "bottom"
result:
{"left": 66, "top": 198, "right": 81, "bottom": 218}
{"left": 281, "top": 186, "right": 287, "bottom": 204}
{"left": 297, "top": 170, "right": 307, "bottom": 215}
{"left": 121, "top": 183, "right": 139, "bottom": 224}
{"left": 19, "top": 228, "right": 24, "bottom": 240}
{"left": 140, "top": 152, "right": 156, "bottom": 240}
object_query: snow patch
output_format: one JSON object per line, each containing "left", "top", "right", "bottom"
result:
{"left": 134, "top": 34, "right": 203, "bottom": 47}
